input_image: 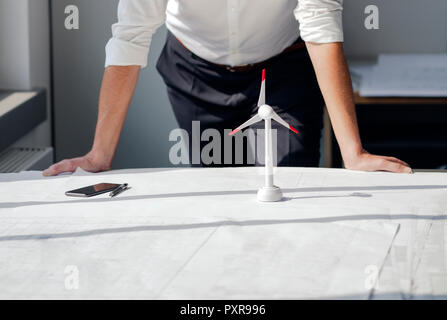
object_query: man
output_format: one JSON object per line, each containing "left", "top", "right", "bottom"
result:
{"left": 43, "top": 0, "right": 412, "bottom": 176}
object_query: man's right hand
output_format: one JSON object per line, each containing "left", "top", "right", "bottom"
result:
{"left": 42, "top": 65, "right": 141, "bottom": 177}
{"left": 43, "top": 152, "right": 111, "bottom": 176}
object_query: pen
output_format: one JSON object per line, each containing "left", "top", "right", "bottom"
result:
{"left": 109, "top": 183, "right": 129, "bottom": 198}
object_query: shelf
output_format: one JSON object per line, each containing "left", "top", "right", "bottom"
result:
{"left": 354, "top": 93, "right": 447, "bottom": 105}
{"left": 0, "top": 89, "right": 47, "bottom": 151}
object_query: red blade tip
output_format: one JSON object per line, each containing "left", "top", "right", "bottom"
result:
{"left": 289, "top": 125, "right": 299, "bottom": 134}
{"left": 262, "top": 69, "right": 265, "bottom": 81}
{"left": 229, "top": 128, "right": 240, "bottom": 136}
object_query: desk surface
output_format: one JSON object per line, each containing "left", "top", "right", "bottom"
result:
{"left": 348, "top": 59, "right": 447, "bottom": 105}
{"left": 0, "top": 167, "right": 446, "bottom": 299}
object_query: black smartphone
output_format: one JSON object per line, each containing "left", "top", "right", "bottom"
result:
{"left": 65, "top": 183, "right": 121, "bottom": 197}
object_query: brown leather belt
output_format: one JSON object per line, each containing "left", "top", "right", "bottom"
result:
{"left": 176, "top": 36, "right": 306, "bottom": 73}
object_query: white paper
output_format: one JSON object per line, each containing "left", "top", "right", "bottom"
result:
{"left": 0, "top": 167, "right": 446, "bottom": 299}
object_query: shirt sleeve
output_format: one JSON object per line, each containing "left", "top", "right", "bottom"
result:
{"left": 105, "top": 0, "right": 168, "bottom": 68}
{"left": 294, "top": 0, "right": 344, "bottom": 43}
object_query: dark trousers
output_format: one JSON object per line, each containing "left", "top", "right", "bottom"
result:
{"left": 156, "top": 31, "right": 324, "bottom": 167}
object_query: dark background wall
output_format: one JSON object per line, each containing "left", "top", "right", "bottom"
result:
{"left": 51, "top": 0, "right": 447, "bottom": 169}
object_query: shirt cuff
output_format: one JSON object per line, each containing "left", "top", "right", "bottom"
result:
{"left": 105, "top": 37, "right": 150, "bottom": 68}
{"left": 295, "top": 7, "right": 344, "bottom": 43}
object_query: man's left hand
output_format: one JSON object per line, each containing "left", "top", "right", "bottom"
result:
{"left": 344, "top": 149, "right": 413, "bottom": 174}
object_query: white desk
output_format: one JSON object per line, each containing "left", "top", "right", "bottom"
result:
{"left": 0, "top": 167, "right": 446, "bottom": 299}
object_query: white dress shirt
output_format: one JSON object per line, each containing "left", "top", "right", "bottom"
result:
{"left": 105, "top": 0, "right": 343, "bottom": 68}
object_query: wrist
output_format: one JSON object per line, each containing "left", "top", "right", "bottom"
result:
{"left": 86, "top": 149, "right": 113, "bottom": 170}
{"left": 341, "top": 144, "right": 365, "bottom": 167}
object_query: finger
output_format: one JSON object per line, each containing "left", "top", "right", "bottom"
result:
{"left": 383, "top": 156, "right": 410, "bottom": 167}
{"left": 381, "top": 157, "right": 413, "bottom": 173}
{"left": 42, "top": 159, "right": 80, "bottom": 176}
{"left": 377, "top": 159, "right": 412, "bottom": 174}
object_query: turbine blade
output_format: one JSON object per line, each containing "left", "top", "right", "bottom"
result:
{"left": 271, "top": 112, "right": 299, "bottom": 134}
{"left": 228, "top": 114, "right": 262, "bottom": 136}
{"left": 257, "top": 69, "right": 266, "bottom": 106}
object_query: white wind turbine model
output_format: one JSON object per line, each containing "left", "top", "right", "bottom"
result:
{"left": 229, "top": 69, "right": 299, "bottom": 202}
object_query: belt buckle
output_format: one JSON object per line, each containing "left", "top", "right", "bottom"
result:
{"left": 226, "top": 64, "right": 253, "bottom": 73}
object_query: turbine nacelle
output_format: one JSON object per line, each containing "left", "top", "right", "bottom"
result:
{"left": 258, "top": 104, "right": 274, "bottom": 120}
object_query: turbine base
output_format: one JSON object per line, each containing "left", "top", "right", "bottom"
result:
{"left": 257, "top": 186, "right": 283, "bottom": 202}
